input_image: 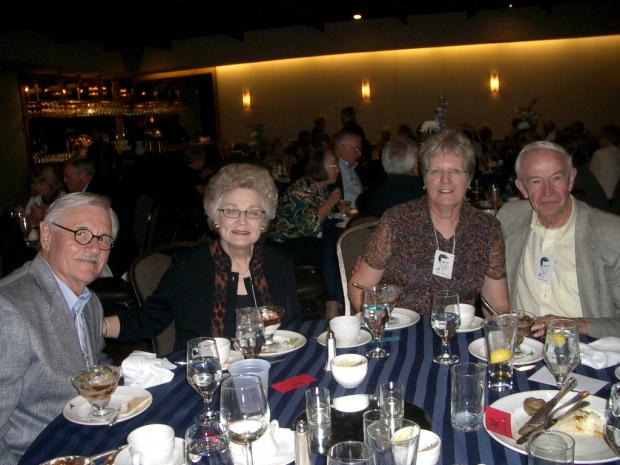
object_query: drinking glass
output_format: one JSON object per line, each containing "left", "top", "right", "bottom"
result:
{"left": 606, "top": 382, "right": 620, "bottom": 456}
{"left": 366, "top": 419, "right": 420, "bottom": 465}
{"left": 383, "top": 283, "right": 402, "bottom": 326}
{"left": 430, "top": 290, "right": 460, "bottom": 365}
{"left": 220, "top": 374, "right": 269, "bottom": 465}
{"left": 543, "top": 319, "right": 580, "bottom": 389}
{"left": 363, "top": 410, "right": 385, "bottom": 444}
{"left": 361, "top": 285, "right": 389, "bottom": 358}
{"left": 509, "top": 309, "right": 535, "bottom": 358}
{"left": 484, "top": 314, "right": 518, "bottom": 392}
{"left": 327, "top": 441, "right": 373, "bottom": 465}
{"left": 259, "top": 305, "right": 285, "bottom": 352}
{"left": 185, "top": 415, "right": 234, "bottom": 465}
{"left": 305, "top": 387, "right": 332, "bottom": 454}
{"left": 235, "top": 307, "right": 266, "bottom": 359}
{"left": 450, "top": 362, "right": 486, "bottom": 431}
{"left": 187, "top": 337, "right": 223, "bottom": 421}
{"left": 528, "top": 430, "right": 575, "bottom": 465}
{"left": 379, "top": 381, "right": 405, "bottom": 430}
{"left": 71, "top": 365, "right": 120, "bottom": 421}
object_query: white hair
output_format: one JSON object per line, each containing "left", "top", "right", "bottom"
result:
{"left": 381, "top": 137, "right": 417, "bottom": 175}
{"left": 515, "top": 140, "right": 573, "bottom": 181}
{"left": 44, "top": 192, "right": 119, "bottom": 237}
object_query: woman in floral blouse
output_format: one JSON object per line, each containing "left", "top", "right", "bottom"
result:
{"left": 349, "top": 129, "right": 510, "bottom": 314}
{"left": 273, "top": 150, "right": 342, "bottom": 317}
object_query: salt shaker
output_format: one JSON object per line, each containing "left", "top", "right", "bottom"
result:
{"left": 295, "top": 419, "right": 311, "bottom": 465}
{"left": 324, "top": 328, "right": 336, "bottom": 371}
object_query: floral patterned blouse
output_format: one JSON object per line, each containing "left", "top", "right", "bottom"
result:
{"left": 275, "top": 176, "right": 327, "bottom": 239}
{"left": 362, "top": 196, "right": 506, "bottom": 314}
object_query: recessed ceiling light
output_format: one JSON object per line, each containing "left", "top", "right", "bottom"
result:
{"left": 353, "top": 13, "right": 362, "bottom": 20}
{"left": 508, "top": 3, "right": 513, "bottom": 7}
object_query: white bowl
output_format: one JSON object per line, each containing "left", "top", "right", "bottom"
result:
{"left": 331, "top": 354, "right": 368, "bottom": 389}
{"left": 330, "top": 316, "right": 361, "bottom": 345}
{"left": 458, "top": 304, "right": 475, "bottom": 328}
{"left": 416, "top": 430, "right": 441, "bottom": 465}
{"left": 332, "top": 394, "right": 370, "bottom": 413}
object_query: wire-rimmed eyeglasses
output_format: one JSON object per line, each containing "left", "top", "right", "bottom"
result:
{"left": 217, "top": 208, "right": 266, "bottom": 220}
{"left": 52, "top": 223, "right": 115, "bottom": 250}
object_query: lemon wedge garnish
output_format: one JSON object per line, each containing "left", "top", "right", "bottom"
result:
{"left": 549, "top": 333, "right": 566, "bottom": 347}
{"left": 392, "top": 426, "right": 417, "bottom": 443}
{"left": 489, "top": 348, "right": 512, "bottom": 364}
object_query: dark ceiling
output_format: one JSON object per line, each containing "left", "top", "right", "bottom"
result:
{"left": 7, "top": 0, "right": 586, "bottom": 52}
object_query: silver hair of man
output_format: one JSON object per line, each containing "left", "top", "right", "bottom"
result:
{"left": 381, "top": 136, "right": 418, "bottom": 175}
{"left": 44, "top": 192, "right": 119, "bottom": 237}
{"left": 333, "top": 131, "right": 360, "bottom": 153}
{"left": 419, "top": 129, "right": 476, "bottom": 178}
{"left": 514, "top": 140, "right": 573, "bottom": 181}
{"left": 203, "top": 163, "right": 278, "bottom": 231}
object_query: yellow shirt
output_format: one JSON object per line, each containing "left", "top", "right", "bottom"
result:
{"left": 515, "top": 197, "right": 582, "bottom": 318}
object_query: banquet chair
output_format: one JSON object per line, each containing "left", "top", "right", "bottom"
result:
{"left": 129, "top": 241, "right": 197, "bottom": 356}
{"left": 336, "top": 220, "right": 378, "bottom": 315}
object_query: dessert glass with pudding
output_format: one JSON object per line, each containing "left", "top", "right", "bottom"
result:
{"left": 71, "top": 365, "right": 121, "bottom": 421}
{"left": 260, "top": 305, "right": 286, "bottom": 352}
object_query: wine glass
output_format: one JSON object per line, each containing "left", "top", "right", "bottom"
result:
{"left": 430, "top": 290, "right": 460, "bottom": 365}
{"left": 259, "top": 305, "right": 285, "bottom": 353}
{"left": 71, "top": 365, "right": 121, "bottom": 421}
{"left": 543, "top": 319, "right": 580, "bottom": 389}
{"left": 383, "top": 283, "right": 401, "bottom": 327}
{"left": 187, "top": 337, "right": 223, "bottom": 421}
{"left": 235, "top": 307, "right": 266, "bottom": 359}
{"left": 361, "top": 285, "right": 389, "bottom": 359}
{"left": 220, "top": 374, "right": 269, "bottom": 465}
{"left": 605, "top": 382, "right": 620, "bottom": 457}
{"left": 185, "top": 414, "right": 234, "bottom": 465}
{"left": 508, "top": 309, "right": 535, "bottom": 358}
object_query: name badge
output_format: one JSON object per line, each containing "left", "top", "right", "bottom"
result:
{"left": 433, "top": 250, "right": 455, "bottom": 280}
{"left": 536, "top": 256, "right": 554, "bottom": 283}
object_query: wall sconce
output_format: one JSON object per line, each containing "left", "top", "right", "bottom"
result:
{"left": 489, "top": 72, "right": 500, "bottom": 95}
{"left": 242, "top": 89, "right": 252, "bottom": 111}
{"left": 361, "top": 79, "right": 371, "bottom": 101}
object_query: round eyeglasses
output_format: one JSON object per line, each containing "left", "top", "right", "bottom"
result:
{"left": 52, "top": 223, "right": 115, "bottom": 250}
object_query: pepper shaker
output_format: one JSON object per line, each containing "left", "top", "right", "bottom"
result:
{"left": 295, "top": 419, "right": 311, "bottom": 465}
{"left": 324, "top": 328, "right": 336, "bottom": 371}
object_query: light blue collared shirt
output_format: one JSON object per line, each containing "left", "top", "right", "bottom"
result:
{"left": 338, "top": 158, "right": 363, "bottom": 208}
{"left": 49, "top": 267, "right": 94, "bottom": 368}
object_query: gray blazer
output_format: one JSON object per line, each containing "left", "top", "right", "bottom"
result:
{"left": 0, "top": 254, "right": 105, "bottom": 464}
{"left": 497, "top": 197, "right": 620, "bottom": 338}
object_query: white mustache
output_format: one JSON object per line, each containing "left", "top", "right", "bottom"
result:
{"left": 76, "top": 254, "right": 100, "bottom": 263}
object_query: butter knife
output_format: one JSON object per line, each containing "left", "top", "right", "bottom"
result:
{"left": 516, "top": 399, "right": 590, "bottom": 445}
{"left": 517, "top": 377, "right": 577, "bottom": 436}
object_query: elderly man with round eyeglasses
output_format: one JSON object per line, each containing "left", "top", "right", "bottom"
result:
{"left": 0, "top": 192, "right": 116, "bottom": 463}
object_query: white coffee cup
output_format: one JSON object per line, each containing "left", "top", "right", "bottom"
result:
{"left": 329, "top": 316, "right": 361, "bottom": 345}
{"left": 458, "top": 304, "right": 475, "bottom": 328}
{"left": 128, "top": 424, "right": 175, "bottom": 465}
{"left": 214, "top": 337, "right": 231, "bottom": 364}
{"left": 331, "top": 354, "right": 368, "bottom": 389}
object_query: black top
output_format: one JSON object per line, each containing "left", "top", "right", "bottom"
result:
{"left": 117, "top": 243, "right": 302, "bottom": 351}
{"left": 356, "top": 174, "right": 425, "bottom": 216}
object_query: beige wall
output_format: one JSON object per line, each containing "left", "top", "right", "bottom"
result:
{"left": 215, "top": 35, "right": 620, "bottom": 144}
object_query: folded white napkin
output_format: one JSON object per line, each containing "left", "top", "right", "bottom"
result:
{"left": 121, "top": 351, "right": 177, "bottom": 388}
{"left": 580, "top": 337, "right": 620, "bottom": 369}
{"left": 230, "top": 421, "right": 294, "bottom": 465}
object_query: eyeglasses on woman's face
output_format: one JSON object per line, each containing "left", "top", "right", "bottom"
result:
{"left": 218, "top": 208, "right": 265, "bottom": 220}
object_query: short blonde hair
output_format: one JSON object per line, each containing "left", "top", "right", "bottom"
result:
{"left": 419, "top": 129, "right": 475, "bottom": 177}
{"left": 203, "top": 164, "right": 278, "bottom": 231}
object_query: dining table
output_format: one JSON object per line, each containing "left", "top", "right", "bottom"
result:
{"left": 19, "top": 316, "right": 620, "bottom": 465}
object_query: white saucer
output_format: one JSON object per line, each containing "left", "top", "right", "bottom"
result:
{"left": 222, "top": 350, "right": 244, "bottom": 370}
{"left": 317, "top": 330, "right": 372, "bottom": 348}
{"left": 115, "top": 438, "right": 184, "bottom": 465}
{"left": 63, "top": 386, "right": 152, "bottom": 426}
{"left": 260, "top": 330, "right": 307, "bottom": 357}
{"left": 386, "top": 308, "right": 420, "bottom": 330}
{"left": 468, "top": 337, "right": 543, "bottom": 365}
{"left": 457, "top": 316, "right": 484, "bottom": 333}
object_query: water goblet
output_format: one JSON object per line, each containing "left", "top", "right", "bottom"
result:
{"left": 185, "top": 413, "right": 234, "bottom": 465}
{"left": 605, "top": 382, "right": 620, "bottom": 456}
{"left": 187, "top": 337, "right": 223, "bottom": 421}
{"left": 259, "top": 305, "right": 285, "bottom": 352}
{"left": 235, "top": 307, "right": 266, "bottom": 359}
{"left": 383, "top": 283, "right": 402, "bottom": 326}
{"left": 509, "top": 309, "right": 535, "bottom": 358}
{"left": 71, "top": 365, "right": 121, "bottom": 422}
{"left": 430, "top": 290, "right": 460, "bottom": 365}
{"left": 361, "top": 285, "right": 389, "bottom": 358}
{"left": 220, "top": 374, "right": 269, "bottom": 465}
{"left": 543, "top": 319, "right": 580, "bottom": 389}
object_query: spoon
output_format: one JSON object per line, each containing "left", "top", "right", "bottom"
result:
{"left": 480, "top": 295, "right": 499, "bottom": 316}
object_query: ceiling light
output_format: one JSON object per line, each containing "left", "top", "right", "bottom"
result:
{"left": 353, "top": 14, "right": 362, "bottom": 20}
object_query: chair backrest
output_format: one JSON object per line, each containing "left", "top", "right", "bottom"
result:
{"left": 133, "top": 194, "right": 159, "bottom": 255}
{"left": 336, "top": 220, "right": 378, "bottom": 315}
{"left": 129, "top": 241, "right": 197, "bottom": 356}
